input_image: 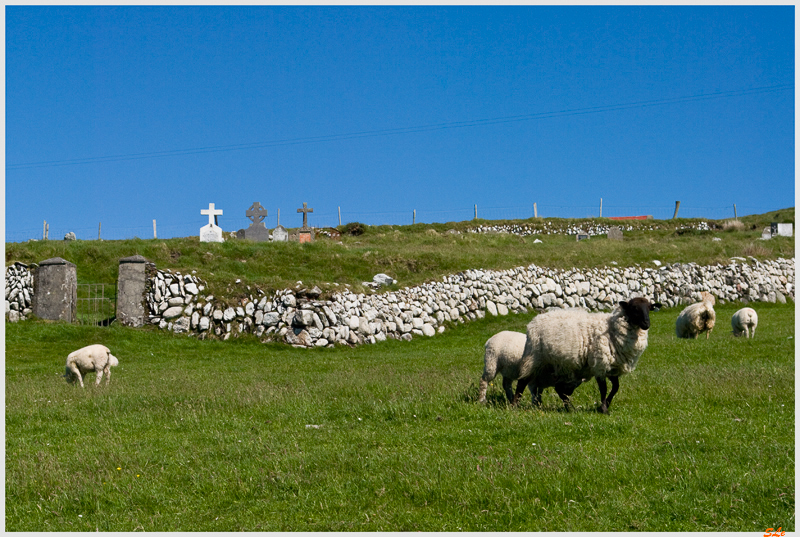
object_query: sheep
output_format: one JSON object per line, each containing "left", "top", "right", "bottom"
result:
{"left": 477, "top": 331, "right": 537, "bottom": 405}
{"left": 731, "top": 307, "right": 758, "bottom": 338}
{"left": 512, "top": 297, "right": 661, "bottom": 413}
{"left": 675, "top": 291, "right": 716, "bottom": 339}
{"left": 64, "top": 344, "right": 119, "bottom": 387}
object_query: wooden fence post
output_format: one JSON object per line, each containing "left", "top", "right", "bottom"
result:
{"left": 673, "top": 201, "right": 681, "bottom": 219}
{"left": 474, "top": 204, "right": 477, "bottom": 220}
{"left": 534, "top": 203, "right": 538, "bottom": 218}
{"left": 734, "top": 204, "right": 738, "bottom": 220}
{"left": 599, "top": 198, "right": 603, "bottom": 218}
{"left": 98, "top": 222, "right": 102, "bottom": 241}
{"left": 153, "top": 219, "right": 157, "bottom": 239}
{"left": 413, "top": 210, "right": 416, "bottom": 225}
{"left": 338, "top": 206, "right": 342, "bottom": 226}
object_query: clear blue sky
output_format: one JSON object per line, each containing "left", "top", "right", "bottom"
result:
{"left": 5, "top": 5, "right": 795, "bottom": 241}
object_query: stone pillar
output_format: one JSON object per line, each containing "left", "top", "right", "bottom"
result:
{"left": 32, "top": 257, "right": 77, "bottom": 322}
{"left": 117, "top": 255, "right": 148, "bottom": 327}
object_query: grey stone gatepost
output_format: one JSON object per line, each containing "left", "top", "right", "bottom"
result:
{"left": 32, "top": 257, "right": 77, "bottom": 322}
{"left": 117, "top": 255, "right": 148, "bottom": 327}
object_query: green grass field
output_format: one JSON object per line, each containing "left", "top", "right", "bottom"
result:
{"left": 5, "top": 301, "right": 794, "bottom": 531}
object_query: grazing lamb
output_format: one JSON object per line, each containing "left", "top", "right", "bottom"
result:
{"left": 477, "top": 331, "right": 537, "bottom": 405}
{"left": 512, "top": 297, "right": 661, "bottom": 413}
{"left": 64, "top": 344, "right": 119, "bottom": 387}
{"left": 675, "top": 291, "right": 716, "bottom": 339}
{"left": 731, "top": 307, "right": 758, "bottom": 338}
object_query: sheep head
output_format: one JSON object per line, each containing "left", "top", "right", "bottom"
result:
{"left": 619, "top": 297, "right": 662, "bottom": 331}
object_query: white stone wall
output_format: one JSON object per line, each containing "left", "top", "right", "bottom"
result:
{"left": 144, "top": 256, "right": 795, "bottom": 348}
{"left": 5, "top": 263, "right": 34, "bottom": 322}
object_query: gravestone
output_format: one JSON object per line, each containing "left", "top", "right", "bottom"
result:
{"left": 607, "top": 227, "right": 623, "bottom": 241}
{"left": 244, "top": 202, "right": 271, "bottom": 242}
{"left": 296, "top": 202, "right": 315, "bottom": 243}
{"left": 761, "top": 228, "right": 773, "bottom": 240}
{"left": 777, "top": 223, "right": 793, "bottom": 237}
{"left": 117, "top": 255, "right": 147, "bottom": 327}
{"left": 32, "top": 257, "right": 77, "bottom": 322}
{"left": 576, "top": 233, "right": 590, "bottom": 241}
{"left": 272, "top": 225, "right": 288, "bottom": 242}
{"left": 200, "top": 203, "right": 224, "bottom": 243}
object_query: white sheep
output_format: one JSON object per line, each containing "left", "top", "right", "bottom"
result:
{"left": 477, "top": 331, "right": 536, "bottom": 405}
{"left": 512, "top": 297, "right": 661, "bottom": 413}
{"left": 675, "top": 291, "right": 716, "bottom": 339}
{"left": 731, "top": 307, "right": 758, "bottom": 338}
{"left": 64, "top": 344, "right": 119, "bottom": 387}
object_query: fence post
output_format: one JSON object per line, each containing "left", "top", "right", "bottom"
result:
{"left": 98, "top": 222, "right": 102, "bottom": 241}
{"left": 533, "top": 203, "right": 538, "bottom": 218}
{"left": 153, "top": 219, "right": 157, "bottom": 239}
{"left": 673, "top": 201, "right": 681, "bottom": 219}
{"left": 599, "top": 198, "right": 603, "bottom": 218}
{"left": 413, "top": 210, "right": 416, "bottom": 225}
{"left": 338, "top": 206, "right": 341, "bottom": 226}
{"left": 43, "top": 220, "right": 47, "bottom": 240}
{"left": 733, "top": 204, "right": 738, "bottom": 220}
{"left": 117, "top": 255, "right": 147, "bottom": 327}
{"left": 277, "top": 208, "right": 280, "bottom": 226}
{"left": 32, "top": 257, "right": 77, "bottom": 322}
{"left": 474, "top": 204, "right": 477, "bottom": 220}
{"left": 46, "top": 222, "right": 49, "bottom": 240}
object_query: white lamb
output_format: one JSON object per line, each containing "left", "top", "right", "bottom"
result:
{"left": 731, "top": 307, "right": 758, "bottom": 338}
{"left": 675, "top": 291, "right": 716, "bottom": 339}
{"left": 477, "top": 331, "right": 536, "bottom": 405}
{"left": 64, "top": 344, "right": 119, "bottom": 387}
{"left": 512, "top": 297, "right": 661, "bottom": 413}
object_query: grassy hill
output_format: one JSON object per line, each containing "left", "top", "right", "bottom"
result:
{"left": 5, "top": 209, "right": 794, "bottom": 299}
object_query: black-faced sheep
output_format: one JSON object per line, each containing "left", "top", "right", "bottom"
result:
{"left": 731, "top": 307, "right": 758, "bottom": 338}
{"left": 64, "top": 344, "right": 119, "bottom": 387}
{"left": 675, "top": 291, "right": 716, "bottom": 339}
{"left": 478, "top": 331, "right": 536, "bottom": 405}
{"left": 512, "top": 297, "right": 661, "bottom": 413}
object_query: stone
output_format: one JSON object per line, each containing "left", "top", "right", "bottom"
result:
{"left": 117, "top": 255, "right": 148, "bottom": 327}
{"left": 262, "top": 312, "right": 280, "bottom": 326}
{"left": 32, "top": 258, "right": 77, "bottom": 322}
{"left": 163, "top": 306, "right": 184, "bottom": 319}
{"left": 761, "top": 228, "right": 773, "bottom": 240}
{"left": 272, "top": 225, "right": 289, "bottom": 242}
{"left": 199, "top": 316, "right": 210, "bottom": 331}
{"left": 244, "top": 202, "right": 271, "bottom": 242}
{"left": 64, "top": 232, "right": 77, "bottom": 241}
{"left": 200, "top": 203, "right": 224, "bottom": 243}
{"left": 373, "top": 274, "right": 395, "bottom": 287}
{"left": 576, "top": 233, "right": 590, "bottom": 241}
{"left": 223, "top": 307, "right": 236, "bottom": 321}
{"left": 607, "top": 227, "right": 623, "bottom": 241}
{"left": 777, "top": 223, "right": 793, "bottom": 237}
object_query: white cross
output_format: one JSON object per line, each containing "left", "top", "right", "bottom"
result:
{"left": 201, "top": 203, "right": 223, "bottom": 227}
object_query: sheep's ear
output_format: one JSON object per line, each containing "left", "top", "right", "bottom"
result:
{"left": 619, "top": 301, "right": 629, "bottom": 309}
{"left": 650, "top": 302, "right": 662, "bottom": 311}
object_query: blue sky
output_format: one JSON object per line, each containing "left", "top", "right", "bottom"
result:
{"left": 5, "top": 5, "right": 795, "bottom": 241}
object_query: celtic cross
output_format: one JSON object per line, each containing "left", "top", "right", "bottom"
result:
{"left": 246, "top": 202, "right": 268, "bottom": 225}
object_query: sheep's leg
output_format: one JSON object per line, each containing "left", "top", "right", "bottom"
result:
{"left": 95, "top": 368, "right": 104, "bottom": 386}
{"left": 478, "top": 378, "right": 489, "bottom": 403}
{"left": 598, "top": 376, "right": 621, "bottom": 414}
{"left": 104, "top": 366, "right": 111, "bottom": 385}
{"left": 502, "top": 377, "right": 515, "bottom": 404}
{"left": 750, "top": 325, "right": 755, "bottom": 339}
{"left": 596, "top": 377, "right": 608, "bottom": 413}
{"left": 512, "top": 376, "right": 532, "bottom": 407}
{"left": 529, "top": 384, "right": 542, "bottom": 407}
{"left": 69, "top": 365, "right": 85, "bottom": 388}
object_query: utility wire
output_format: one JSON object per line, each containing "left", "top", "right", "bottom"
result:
{"left": 7, "top": 83, "right": 793, "bottom": 171}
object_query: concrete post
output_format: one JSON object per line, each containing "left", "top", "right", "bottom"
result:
{"left": 32, "top": 257, "right": 77, "bottom": 322}
{"left": 117, "top": 255, "right": 148, "bottom": 327}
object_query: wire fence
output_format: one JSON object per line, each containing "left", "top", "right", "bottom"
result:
{"left": 5, "top": 203, "right": 786, "bottom": 243}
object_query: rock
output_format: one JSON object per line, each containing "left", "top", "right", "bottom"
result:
{"left": 64, "top": 232, "right": 76, "bottom": 241}
{"left": 163, "top": 306, "right": 184, "bottom": 319}
{"left": 373, "top": 273, "right": 395, "bottom": 287}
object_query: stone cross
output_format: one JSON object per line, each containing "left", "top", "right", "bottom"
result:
{"left": 201, "top": 203, "right": 223, "bottom": 226}
{"left": 246, "top": 202, "right": 268, "bottom": 224}
{"left": 297, "top": 202, "right": 313, "bottom": 229}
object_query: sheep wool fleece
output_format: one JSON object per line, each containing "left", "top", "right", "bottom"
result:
{"left": 522, "top": 307, "right": 649, "bottom": 385}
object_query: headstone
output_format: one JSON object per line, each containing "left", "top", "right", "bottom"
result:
{"left": 761, "top": 228, "right": 773, "bottom": 240}
{"left": 770, "top": 223, "right": 779, "bottom": 236}
{"left": 296, "top": 202, "right": 316, "bottom": 243}
{"left": 244, "top": 202, "right": 271, "bottom": 242}
{"left": 607, "top": 227, "right": 623, "bottom": 241}
{"left": 200, "top": 203, "right": 224, "bottom": 243}
{"left": 576, "top": 233, "right": 590, "bottom": 241}
{"left": 32, "top": 257, "right": 77, "bottom": 322}
{"left": 272, "top": 225, "right": 288, "bottom": 242}
{"left": 777, "top": 223, "right": 793, "bottom": 237}
{"left": 117, "top": 255, "right": 147, "bottom": 327}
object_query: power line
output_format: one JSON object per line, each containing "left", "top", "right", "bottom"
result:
{"left": 7, "top": 83, "right": 793, "bottom": 171}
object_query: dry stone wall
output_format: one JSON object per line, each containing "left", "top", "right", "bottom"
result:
{"left": 5, "top": 262, "right": 34, "bottom": 322}
{"left": 143, "top": 257, "right": 794, "bottom": 347}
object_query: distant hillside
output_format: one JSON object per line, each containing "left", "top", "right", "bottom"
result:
{"left": 5, "top": 209, "right": 794, "bottom": 299}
